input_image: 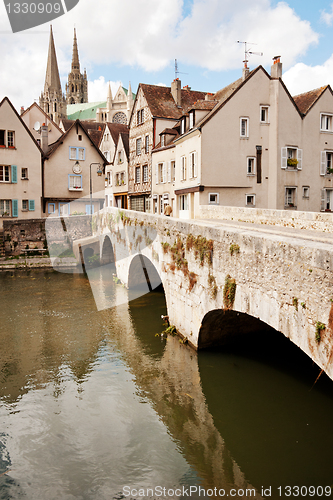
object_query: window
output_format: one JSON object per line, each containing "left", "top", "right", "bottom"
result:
{"left": 285, "top": 187, "right": 297, "bottom": 208}
{"left": 158, "top": 163, "right": 166, "bottom": 183}
{"left": 161, "top": 135, "right": 165, "bottom": 147}
{"left": 209, "top": 193, "right": 219, "bottom": 205}
{"left": 0, "top": 200, "right": 11, "bottom": 216}
{"left": 104, "top": 151, "right": 109, "bottom": 161}
{"left": 260, "top": 106, "right": 269, "bottom": 124}
{"left": 281, "top": 147, "right": 302, "bottom": 169}
{"left": 137, "top": 109, "right": 144, "bottom": 125}
{"left": 302, "top": 186, "right": 310, "bottom": 199}
{"left": 171, "top": 160, "right": 176, "bottom": 182}
{"left": 246, "top": 194, "right": 255, "bottom": 206}
{"left": 136, "top": 138, "right": 142, "bottom": 155}
{"left": 240, "top": 117, "right": 249, "bottom": 138}
{"left": 181, "top": 156, "right": 186, "bottom": 181}
{"left": 135, "top": 166, "right": 140, "bottom": 184}
{"left": 121, "top": 172, "right": 125, "bottom": 185}
{"left": 0, "top": 130, "right": 15, "bottom": 148}
{"left": 181, "top": 118, "right": 185, "bottom": 135}
{"left": 118, "top": 151, "right": 123, "bottom": 163}
{"left": 21, "top": 167, "right": 28, "bottom": 179}
{"left": 0, "top": 166, "right": 10, "bottom": 182}
{"left": 7, "top": 131, "right": 15, "bottom": 147}
{"left": 179, "top": 194, "right": 188, "bottom": 211}
{"left": 189, "top": 152, "right": 197, "bottom": 178}
{"left": 320, "top": 114, "right": 333, "bottom": 132}
{"left": 48, "top": 203, "right": 56, "bottom": 214}
{"left": 107, "top": 171, "right": 112, "bottom": 186}
{"left": 22, "top": 199, "right": 28, "bottom": 211}
{"left": 68, "top": 174, "right": 82, "bottom": 190}
{"left": 69, "top": 147, "right": 85, "bottom": 160}
{"left": 247, "top": 157, "right": 256, "bottom": 175}
{"left": 143, "top": 164, "right": 148, "bottom": 183}
{"left": 320, "top": 151, "right": 333, "bottom": 175}
{"left": 145, "top": 135, "right": 149, "bottom": 153}
{"left": 116, "top": 173, "right": 120, "bottom": 186}
{"left": 59, "top": 203, "right": 70, "bottom": 216}
{"left": 189, "top": 111, "right": 194, "bottom": 130}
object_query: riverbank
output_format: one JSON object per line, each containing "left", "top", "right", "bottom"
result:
{"left": 0, "top": 255, "right": 79, "bottom": 270}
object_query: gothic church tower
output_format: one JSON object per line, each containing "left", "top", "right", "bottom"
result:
{"left": 39, "top": 25, "right": 66, "bottom": 125}
{"left": 66, "top": 29, "right": 88, "bottom": 105}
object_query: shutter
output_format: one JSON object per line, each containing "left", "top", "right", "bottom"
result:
{"left": 194, "top": 152, "right": 197, "bottom": 178}
{"left": 155, "top": 164, "right": 159, "bottom": 184}
{"left": 321, "top": 151, "right": 326, "bottom": 176}
{"left": 28, "top": 200, "right": 35, "bottom": 211}
{"left": 281, "top": 148, "right": 287, "bottom": 169}
{"left": 12, "top": 199, "right": 18, "bottom": 217}
{"left": 162, "top": 162, "right": 166, "bottom": 183}
{"left": 297, "top": 149, "right": 302, "bottom": 170}
{"left": 321, "top": 189, "right": 326, "bottom": 211}
{"left": 11, "top": 165, "right": 17, "bottom": 183}
{"left": 167, "top": 161, "right": 171, "bottom": 183}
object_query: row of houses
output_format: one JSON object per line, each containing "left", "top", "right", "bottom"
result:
{"left": 2, "top": 55, "right": 333, "bottom": 226}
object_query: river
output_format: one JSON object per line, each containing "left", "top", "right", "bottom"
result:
{"left": 0, "top": 268, "right": 333, "bottom": 500}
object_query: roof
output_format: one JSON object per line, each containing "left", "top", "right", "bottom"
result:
{"left": 214, "top": 76, "right": 244, "bottom": 102}
{"left": 67, "top": 101, "right": 107, "bottom": 120}
{"left": 105, "top": 122, "right": 129, "bottom": 145}
{"left": 293, "top": 86, "right": 329, "bottom": 115}
{"left": 139, "top": 84, "right": 206, "bottom": 119}
{"left": 44, "top": 119, "right": 108, "bottom": 164}
{"left": 160, "top": 128, "right": 178, "bottom": 135}
{"left": 21, "top": 102, "right": 63, "bottom": 133}
{"left": 122, "top": 87, "right": 136, "bottom": 100}
{"left": 189, "top": 100, "right": 218, "bottom": 111}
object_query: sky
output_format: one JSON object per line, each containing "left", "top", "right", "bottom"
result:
{"left": 1, "top": 0, "right": 333, "bottom": 110}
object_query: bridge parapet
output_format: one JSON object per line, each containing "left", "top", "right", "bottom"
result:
{"left": 81, "top": 207, "right": 333, "bottom": 380}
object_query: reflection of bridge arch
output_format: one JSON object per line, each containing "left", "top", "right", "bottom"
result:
{"left": 198, "top": 309, "right": 277, "bottom": 349}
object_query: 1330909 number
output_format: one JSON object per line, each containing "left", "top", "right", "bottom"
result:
{"left": 278, "top": 486, "right": 332, "bottom": 497}
{"left": 6, "top": 3, "right": 61, "bottom": 14}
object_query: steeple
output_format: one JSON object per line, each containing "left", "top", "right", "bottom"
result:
{"left": 44, "top": 25, "right": 62, "bottom": 94}
{"left": 71, "top": 27, "right": 80, "bottom": 72}
{"left": 66, "top": 28, "right": 88, "bottom": 105}
{"left": 39, "top": 25, "right": 66, "bottom": 126}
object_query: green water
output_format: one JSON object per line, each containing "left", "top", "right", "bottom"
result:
{"left": 0, "top": 269, "right": 333, "bottom": 500}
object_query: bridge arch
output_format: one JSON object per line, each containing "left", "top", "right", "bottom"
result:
{"left": 128, "top": 254, "right": 162, "bottom": 292}
{"left": 100, "top": 235, "right": 115, "bottom": 267}
{"left": 198, "top": 308, "right": 280, "bottom": 350}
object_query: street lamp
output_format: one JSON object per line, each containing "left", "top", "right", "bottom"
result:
{"left": 90, "top": 162, "right": 103, "bottom": 216}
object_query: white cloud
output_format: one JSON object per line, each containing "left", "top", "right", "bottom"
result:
{"left": 283, "top": 56, "right": 333, "bottom": 96}
{"left": 0, "top": 0, "right": 320, "bottom": 109}
{"left": 321, "top": 4, "right": 333, "bottom": 26}
{"left": 88, "top": 77, "right": 122, "bottom": 103}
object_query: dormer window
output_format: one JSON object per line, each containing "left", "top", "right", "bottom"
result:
{"left": 189, "top": 111, "right": 194, "bottom": 130}
{"left": 161, "top": 135, "right": 165, "bottom": 147}
{"left": 181, "top": 118, "right": 186, "bottom": 135}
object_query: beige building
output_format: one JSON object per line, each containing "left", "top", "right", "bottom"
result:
{"left": 152, "top": 57, "right": 333, "bottom": 217}
{"left": 128, "top": 80, "right": 206, "bottom": 212}
{"left": 43, "top": 120, "right": 107, "bottom": 216}
{"left": 21, "top": 102, "right": 63, "bottom": 147}
{"left": 0, "top": 97, "right": 43, "bottom": 228}
{"left": 106, "top": 131, "right": 130, "bottom": 209}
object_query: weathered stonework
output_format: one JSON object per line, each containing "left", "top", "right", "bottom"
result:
{"left": 75, "top": 207, "right": 333, "bottom": 381}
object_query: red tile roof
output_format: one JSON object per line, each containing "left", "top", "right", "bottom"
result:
{"left": 293, "top": 86, "right": 329, "bottom": 115}
{"left": 189, "top": 100, "right": 218, "bottom": 111}
{"left": 140, "top": 84, "right": 206, "bottom": 119}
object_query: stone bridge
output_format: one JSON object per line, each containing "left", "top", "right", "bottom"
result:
{"left": 70, "top": 207, "right": 333, "bottom": 381}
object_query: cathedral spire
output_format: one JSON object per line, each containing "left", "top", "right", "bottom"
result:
{"left": 44, "top": 25, "right": 62, "bottom": 94}
{"left": 71, "top": 27, "right": 80, "bottom": 72}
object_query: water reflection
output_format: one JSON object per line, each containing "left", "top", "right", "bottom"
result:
{"left": 0, "top": 270, "right": 333, "bottom": 500}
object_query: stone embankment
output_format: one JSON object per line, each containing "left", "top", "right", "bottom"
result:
{"left": 0, "top": 255, "right": 78, "bottom": 270}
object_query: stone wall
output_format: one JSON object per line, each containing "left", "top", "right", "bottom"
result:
{"left": 3, "top": 216, "right": 92, "bottom": 256}
{"left": 198, "top": 205, "right": 333, "bottom": 232}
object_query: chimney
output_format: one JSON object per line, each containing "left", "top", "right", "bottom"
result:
{"left": 171, "top": 78, "right": 181, "bottom": 107}
{"left": 205, "top": 93, "right": 215, "bottom": 101}
{"left": 183, "top": 85, "right": 191, "bottom": 90}
{"left": 271, "top": 56, "right": 282, "bottom": 79}
{"left": 242, "top": 61, "right": 250, "bottom": 81}
{"left": 20, "top": 106, "right": 25, "bottom": 115}
{"left": 41, "top": 123, "right": 49, "bottom": 153}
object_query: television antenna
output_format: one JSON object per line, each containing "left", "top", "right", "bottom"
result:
{"left": 237, "top": 41, "right": 263, "bottom": 67}
{"left": 174, "top": 59, "right": 188, "bottom": 79}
